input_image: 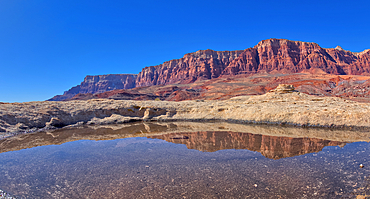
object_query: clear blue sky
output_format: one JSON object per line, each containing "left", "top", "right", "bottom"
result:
{"left": 1, "top": 0, "right": 369, "bottom": 102}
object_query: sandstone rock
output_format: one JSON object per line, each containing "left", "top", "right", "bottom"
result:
{"left": 68, "top": 93, "right": 98, "bottom": 101}
{"left": 335, "top": 46, "right": 344, "bottom": 51}
{"left": 48, "top": 71, "right": 370, "bottom": 103}
{"left": 270, "top": 84, "right": 296, "bottom": 93}
{"left": 135, "top": 49, "right": 244, "bottom": 87}
{"left": 165, "top": 89, "right": 201, "bottom": 101}
{"left": 49, "top": 74, "right": 137, "bottom": 101}
{"left": 49, "top": 39, "right": 370, "bottom": 102}
{"left": 2, "top": 90, "right": 370, "bottom": 135}
{"left": 136, "top": 39, "right": 370, "bottom": 87}
{"left": 95, "top": 89, "right": 159, "bottom": 101}
{"left": 46, "top": 117, "right": 64, "bottom": 127}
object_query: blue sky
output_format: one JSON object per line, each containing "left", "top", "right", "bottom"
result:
{"left": 1, "top": 0, "right": 369, "bottom": 102}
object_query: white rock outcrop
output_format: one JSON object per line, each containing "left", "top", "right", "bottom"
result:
{"left": 1, "top": 85, "right": 370, "bottom": 138}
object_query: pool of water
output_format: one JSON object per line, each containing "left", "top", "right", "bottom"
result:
{"left": 1, "top": 123, "right": 370, "bottom": 198}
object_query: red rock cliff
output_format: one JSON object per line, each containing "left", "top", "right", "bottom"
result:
{"left": 136, "top": 39, "right": 370, "bottom": 86}
{"left": 49, "top": 74, "right": 137, "bottom": 101}
{"left": 135, "top": 49, "right": 244, "bottom": 87}
{"left": 50, "top": 39, "right": 370, "bottom": 101}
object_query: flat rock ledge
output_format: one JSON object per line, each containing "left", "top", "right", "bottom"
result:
{"left": 1, "top": 89, "right": 370, "bottom": 138}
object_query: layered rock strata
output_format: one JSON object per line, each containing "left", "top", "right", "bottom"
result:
{"left": 52, "top": 72, "right": 370, "bottom": 102}
{"left": 49, "top": 74, "right": 137, "bottom": 101}
{"left": 50, "top": 39, "right": 370, "bottom": 101}
{"left": 2, "top": 86, "right": 370, "bottom": 138}
{"left": 135, "top": 49, "right": 244, "bottom": 87}
{"left": 136, "top": 39, "right": 370, "bottom": 87}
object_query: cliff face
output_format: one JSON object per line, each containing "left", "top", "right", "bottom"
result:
{"left": 49, "top": 74, "right": 137, "bottom": 101}
{"left": 136, "top": 39, "right": 370, "bottom": 86}
{"left": 49, "top": 39, "right": 370, "bottom": 101}
{"left": 148, "top": 131, "right": 345, "bottom": 159}
{"left": 135, "top": 50, "right": 244, "bottom": 87}
{"left": 223, "top": 40, "right": 342, "bottom": 75}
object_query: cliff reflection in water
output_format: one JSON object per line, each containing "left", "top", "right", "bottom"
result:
{"left": 149, "top": 131, "right": 346, "bottom": 159}
{"left": 0, "top": 122, "right": 349, "bottom": 159}
{"left": 1, "top": 122, "right": 369, "bottom": 198}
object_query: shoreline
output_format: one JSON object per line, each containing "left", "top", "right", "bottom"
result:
{"left": 2, "top": 117, "right": 370, "bottom": 142}
{"left": 2, "top": 86, "right": 370, "bottom": 138}
{"left": 2, "top": 121, "right": 370, "bottom": 155}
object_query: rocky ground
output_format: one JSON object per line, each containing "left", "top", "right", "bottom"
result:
{"left": 1, "top": 84, "right": 370, "bottom": 139}
{"left": 49, "top": 72, "right": 370, "bottom": 103}
{"left": 0, "top": 189, "right": 16, "bottom": 199}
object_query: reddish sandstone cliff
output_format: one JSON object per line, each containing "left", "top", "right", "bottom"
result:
{"left": 49, "top": 39, "right": 370, "bottom": 101}
{"left": 49, "top": 74, "right": 137, "bottom": 101}
{"left": 135, "top": 49, "right": 244, "bottom": 87}
{"left": 136, "top": 39, "right": 370, "bottom": 86}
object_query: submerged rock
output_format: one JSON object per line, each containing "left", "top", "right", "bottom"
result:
{"left": 0, "top": 189, "right": 16, "bottom": 199}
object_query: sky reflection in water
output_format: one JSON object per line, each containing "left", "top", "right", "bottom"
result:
{"left": 0, "top": 130, "right": 370, "bottom": 198}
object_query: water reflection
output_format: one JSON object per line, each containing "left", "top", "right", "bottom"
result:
{"left": 149, "top": 131, "right": 346, "bottom": 159}
{"left": 0, "top": 122, "right": 369, "bottom": 198}
{"left": 1, "top": 121, "right": 369, "bottom": 154}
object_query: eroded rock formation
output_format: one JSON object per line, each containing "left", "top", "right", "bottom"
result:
{"left": 3, "top": 88, "right": 370, "bottom": 137}
{"left": 49, "top": 74, "right": 137, "bottom": 101}
{"left": 135, "top": 49, "right": 244, "bottom": 87}
{"left": 49, "top": 39, "right": 370, "bottom": 101}
{"left": 135, "top": 39, "right": 370, "bottom": 87}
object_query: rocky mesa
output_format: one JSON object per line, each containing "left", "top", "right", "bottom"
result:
{"left": 50, "top": 39, "right": 370, "bottom": 101}
{"left": 49, "top": 74, "right": 137, "bottom": 101}
{"left": 136, "top": 39, "right": 370, "bottom": 87}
